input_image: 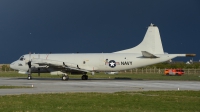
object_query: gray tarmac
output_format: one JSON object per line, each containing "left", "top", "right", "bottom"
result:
{"left": 0, "top": 77, "right": 200, "bottom": 95}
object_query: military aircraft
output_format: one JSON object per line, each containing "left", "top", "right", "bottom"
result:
{"left": 10, "top": 23, "right": 195, "bottom": 80}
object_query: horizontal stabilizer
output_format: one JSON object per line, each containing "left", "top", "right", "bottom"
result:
{"left": 142, "top": 51, "right": 159, "bottom": 58}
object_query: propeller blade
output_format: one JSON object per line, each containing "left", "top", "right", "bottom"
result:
{"left": 28, "top": 68, "right": 31, "bottom": 74}
{"left": 28, "top": 61, "right": 31, "bottom": 74}
{"left": 28, "top": 61, "right": 31, "bottom": 68}
{"left": 28, "top": 52, "right": 32, "bottom": 74}
{"left": 38, "top": 68, "right": 40, "bottom": 76}
{"left": 29, "top": 52, "right": 31, "bottom": 61}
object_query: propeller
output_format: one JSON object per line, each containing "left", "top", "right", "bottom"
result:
{"left": 27, "top": 52, "right": 41, "bottom": 77}
{"left": 27, "top": 52, "right": 32, "bottom": 75}
{"left": 38, "top": 68, "right": 40, "bottom": 76}
{"left": 38, "top": 53, "right": 41, "bottom": 76}
{"left": 28, "top": 60, "right": 31, "bottom": 75}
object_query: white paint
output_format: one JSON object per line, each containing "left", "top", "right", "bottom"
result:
{"left": 10, "top": 24, "right": 190, "bottom": 75}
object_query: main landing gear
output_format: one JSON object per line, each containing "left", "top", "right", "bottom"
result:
{"left": 81, "top": 73, "right": 88, "bottom": 80}
{"left": 62, "top": 74, "right": 69, "bottom": 81}
{"left": 27, "top": 73, "right": 88, "bottom": 81}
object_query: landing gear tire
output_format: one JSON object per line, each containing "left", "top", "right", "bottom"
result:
{"left": 62, "top": 75, "right": 69, "bottom": 81}
{"left": 81, "top": 75, "right": 88, "bottom": 80}
{"left": 27, "top": 75, "right": 32, "bottom": 80}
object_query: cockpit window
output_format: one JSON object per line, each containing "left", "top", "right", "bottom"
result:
{"left": 19, "top": 56, "right": 24, "bottom": 61}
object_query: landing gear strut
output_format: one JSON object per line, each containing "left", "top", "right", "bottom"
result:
{"left": 27, "top": 61, "right": 32, "bottom": 80}
{"left": 81, "top": 73, "right": 88, "bottom": 80}
{"left": 62, "top": 74, "right": 69, "bottom": 81}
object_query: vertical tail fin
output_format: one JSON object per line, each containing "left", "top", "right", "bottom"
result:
{"left": 114, "top": 23, "right": 164, "bottom": 54}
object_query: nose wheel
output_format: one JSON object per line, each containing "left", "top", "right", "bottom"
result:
{"left": 27, "top": 75, "right": 32, "bottom": 80}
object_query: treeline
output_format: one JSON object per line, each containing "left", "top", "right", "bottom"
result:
{"left": 0, "top": 65, "right": 13, "bottom": 71}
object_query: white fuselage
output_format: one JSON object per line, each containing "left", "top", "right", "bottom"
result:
{"left": 10, "top": 53, "right": 180, "bottom": 73}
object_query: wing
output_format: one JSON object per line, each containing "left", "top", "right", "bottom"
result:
{"left": 31, "top": 58, "right": 91, "bottom": 73}
{"left": 62, "top": 62, "right": 89, "bottom": 73}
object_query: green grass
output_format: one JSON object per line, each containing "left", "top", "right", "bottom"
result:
{"left": 0, "top": 85, "right": 31, "bottom": 89}
{"left": 0, "top": 91, "right": 199, "bottom": 112}
{"left": 1, "top": 71, "right": 200, "bottom": 81}
{"left": 0, "top": 72, "right": 199, "bottom": 111}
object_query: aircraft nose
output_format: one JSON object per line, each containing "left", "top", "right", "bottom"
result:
{"left": 10, "top": 62, "right": 16, "bottom": 70}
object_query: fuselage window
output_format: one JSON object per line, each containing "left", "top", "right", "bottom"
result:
{"left": 18, "top": 64, "right": 23, "bottom": 66}
{"left": 83, "top": 61, "right": 86, "bottom": 64}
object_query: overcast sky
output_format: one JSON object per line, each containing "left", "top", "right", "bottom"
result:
{"left": 0, "top": 0, "right": 199, "bottom": 63}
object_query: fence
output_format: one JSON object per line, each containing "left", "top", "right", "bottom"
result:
{"left": 120, "top": 68, "right": 200, "bottom": 75}
{"left": 0, "top": 64, "right": 200, "bottom": 75}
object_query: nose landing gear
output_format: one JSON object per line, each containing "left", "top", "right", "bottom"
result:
{"left": 27, "top": 75, "right": 32, "bottom": 80}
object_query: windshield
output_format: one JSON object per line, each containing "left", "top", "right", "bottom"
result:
{"left": 19, "top": 56, "right": 25, "bottom": 61}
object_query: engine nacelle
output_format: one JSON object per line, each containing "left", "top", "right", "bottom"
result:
{"left": 70, "top": 71, "right": 84, "bottom": 75}
{"left": 32, "top": 64, "right": 48, "bottom": 68}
